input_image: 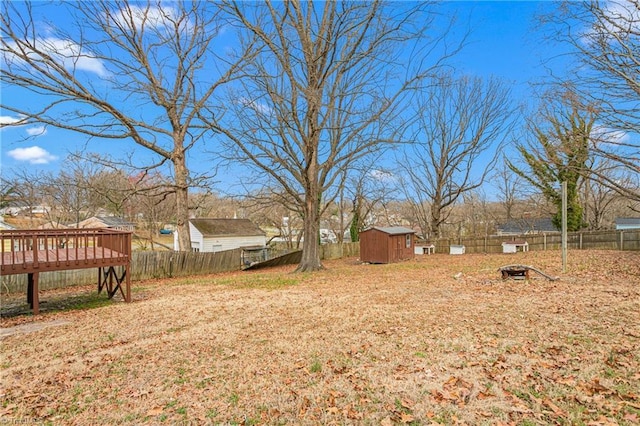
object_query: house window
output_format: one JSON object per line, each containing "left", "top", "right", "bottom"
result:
{"left": 192, "top": 247, "right": 200, "bottom": 253}
{"left": 405, "top": 234, "right": 411, "bottom": 248}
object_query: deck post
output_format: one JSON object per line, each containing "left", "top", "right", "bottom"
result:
{"left": 27, "top": 272, "right": 40, "bottom": 315}
{"left": 125, "top": 264, "right": 131, "bottom": 303}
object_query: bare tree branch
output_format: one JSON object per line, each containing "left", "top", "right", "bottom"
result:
{"left": 400, "top": 73, "right": 515, "bottom": 238}
{"left": 1, "top": 1, "right": 253, "bottom": 249}
{"left": 214, "top": 0, "right": 462, "bottom": 271}
{"left": 541, "top": 1, "right": 640, "bottom": 200}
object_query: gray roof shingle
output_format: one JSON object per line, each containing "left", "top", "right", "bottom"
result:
{"left": 190, "top": 218, "right": 265, "bottom": 237}
{"left": 96, "top": 216, "right": 135, "bottom": 227}
{"left": 497, "top": 218, "right": 558, "bottom": 234}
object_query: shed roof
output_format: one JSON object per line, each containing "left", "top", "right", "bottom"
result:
{"left": 365, "top": 226, "right": 416, "bottom": 235}
{"left": 190, "top": 218, "right": 265, "bottom": 237}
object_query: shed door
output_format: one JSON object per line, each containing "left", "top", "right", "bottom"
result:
{"left": 396, "top": 236, "right": 403, "bottom": 261}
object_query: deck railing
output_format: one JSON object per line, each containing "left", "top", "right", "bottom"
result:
{"left": 1, "top": 228, "right": 132, "bottom": 275}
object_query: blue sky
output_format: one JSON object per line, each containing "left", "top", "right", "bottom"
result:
{"left": 1, "top": 1, "right": 565, "bottom": 194}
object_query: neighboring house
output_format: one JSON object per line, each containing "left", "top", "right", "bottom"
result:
{"left": 359, "top": 226, "right": 415, "bottom": 264}
{"left": 0, "top": 216, "right": 16, "bottom": 230}
{"left": 0, "top": 205, "right": 49, "bottom": 217}
{"left": 320, "top": 228, "right": 337, "bottom": 244}
{"left": 615, "top": 217, "right": 640, "bottom": 230}
{"left": 0, "top": 206, "right": 26, "bottom": 217}
{"left": 495, "top": 218, "right": 558, "bottom": 236}
{"left": 30, "top": 206, "right": 50, "bottom": 217}
{"left": 188, "top": 218, "right": 266, "bottom": 253}
{"left": 74, "top": 216, "right": 136, "bottom": 232}
{"left": 38, "top": 221, "right": 69, "bottom": 230}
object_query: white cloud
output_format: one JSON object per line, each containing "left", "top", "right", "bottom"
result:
{"left": 41, "top": 38, "right": 108, "bottom": 77}
{"left": 237, "top": 97, "right": 272, "bottom": 115}
{"left": 3, "top": 38, "right": 108, "bottom": 77}
{"left": 7, "top": 146, "right": 58, "bottom": 164}
{"left": 26, "top": 126, "right": 47, "bottom": 137}
{"left": 109, "top": 5, "right": 192, "bottom": 33}
{"left": 369, "top": 169, "right": 395, "bottom": 182}
{"left": 591, "top": 125, "right": 630, "bottom": 146}
{"left": 603, "top": 1, "right": 640, "bottom": 29}
{"left": 0, "top": 115, "right": 24, "bottom": 126}
{"left": 584, "top": 1, "right": 640, "bottom": 42}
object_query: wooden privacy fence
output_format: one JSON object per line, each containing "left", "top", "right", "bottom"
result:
{"left": 270, "top": 242, "right": 360, "bottom": 260}
{"left": 2, "top": 232, "right": 637, "bottom": 294}
{"left": 432, "top": 229, "right": 640, "bottom": 254}
{"left": 2, "top": 249, "right": 242, "bottom": 294}
{"left": 320, "top": 242, "right": 360, "bottom": 260}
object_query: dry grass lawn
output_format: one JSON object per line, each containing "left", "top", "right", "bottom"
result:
{"left": 1, "top": 250, "right": 639, "bottom": 425}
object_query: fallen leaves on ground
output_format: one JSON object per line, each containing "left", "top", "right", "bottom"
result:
{"left": 1, "top": 250, "right": 639, "bottom": 424}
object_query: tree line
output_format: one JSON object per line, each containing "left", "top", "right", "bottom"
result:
{"left": 2, "top": 152, "right": 637, "bottom": 245}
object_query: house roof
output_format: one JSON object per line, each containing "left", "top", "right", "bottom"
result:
{"left": 0, "top": 220, "right": 16, "bottom": 230}
{"left": 95, "top": 216, "right": 135, "bottom": 227}
{"left": 365, "top": 226, "right": 416, "bottom": 235}
{"left": 76, "top": 216, "right": 135, "bottom": 228}
{"left": 616, "top": 217, "right": 640, "bottom": 226}
{"left": 190, "top": 218, "right": 266, "bottom": 237}
{"left": 496, "top": 218, "right": 558, "bottom": 234}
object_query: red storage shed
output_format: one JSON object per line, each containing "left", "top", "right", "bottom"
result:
{"left": 359, "top": 226, "right": 416, "bottom": 264}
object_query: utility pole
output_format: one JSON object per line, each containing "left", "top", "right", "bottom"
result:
{"left": 562, "top": 181, "right": 567, "bottom": 273}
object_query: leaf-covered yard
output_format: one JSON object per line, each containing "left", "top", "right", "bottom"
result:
{"left": 1, "top": 250, "right": 639, "bottom": 425}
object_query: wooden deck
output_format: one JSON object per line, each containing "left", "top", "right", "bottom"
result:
{"left": 1, "top": 228, "right": 132, "bottom": 314}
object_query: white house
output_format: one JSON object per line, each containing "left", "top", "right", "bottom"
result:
{"left": 615, "top": 217, "right": 640, "bottom": 230}
{"left": 187, "top": 218, "right": 266, "bottom": 253}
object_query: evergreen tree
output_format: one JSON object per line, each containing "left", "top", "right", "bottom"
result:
{"left": 509, "top": 98, "right": 594, "bottom": 232}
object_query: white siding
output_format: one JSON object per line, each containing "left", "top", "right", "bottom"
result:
{"left": 449, "top": 245, "right": 466, "bottom": 255}
{"left": 189, "top": 222, "right": 205, "bottom": 251}
{"left": 617, "top": 224, "right": 640, "bottom": 230}
{"left": 202, "top": 235, "right": 266, "bottom": 253}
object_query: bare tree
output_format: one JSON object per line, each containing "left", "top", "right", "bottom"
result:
{"left": 1, "top": 170, "right": 45, "bottom": 226}
{"left": 582, "top": 166, "right": 620, "bottom": 229}
{"left": 214, "top": 1, "right": 461, "bottom": 271}
{"left": 126, "top": 173, "right": 177, "bottom": 250}
{"left": 39, "top": 159, "right": 104, "bottom": 227}
{"left": 231, "top": 188, "right": 306, "bottom": 249}
{"left": 400, "top": 74, "right": 515, "bottom": 238}
{"left": 344, "top": 165, "right": 397, "bottom": 242}
{"left": 460, "top": 190, "right": 494, "bottom": 237}
{"left": 582, "top": 153, "right": 640, "bottom": 227}
{"left": 545, "top": 1, "right": 640, "bottom": 200}
{"left": 325, "top": 195, "right": 349, "bottom": 244}
{"left": 0, "top": 1, "right": 251, "bottom": 250}
{"left": 0, "top": 180, "right": 18, "bottom": 211}
{"left": 494, "top": 157, "right": 529, "bottom": 221}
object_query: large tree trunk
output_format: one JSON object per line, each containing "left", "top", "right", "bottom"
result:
{"left": 297, "top": 175, "right": 324, "bottom": 271}
{"left": 297, "top": 199, "right": 323, "bottom": 272}
{"left": 431, "top": 194, "right": 443, "bottom": 238}
{"left": 173, "top": 154, "right": 192, "bottom": 251}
